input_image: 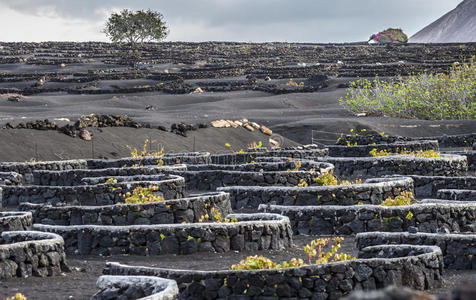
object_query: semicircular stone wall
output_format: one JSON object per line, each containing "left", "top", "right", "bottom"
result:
{"left": 103, "top": 243, "right": 443, "bottom": 299}
{"left": 167, "top": 160, "right": 334, "bottom": 190}
{"left": 0, "top": 231, "right": 69, "bottom": 280}
{"left": 211, "top": 148, "right": 329, "bottom": 164}
{"left": 1, "top": 174, "right": 186, "bottom": 207}
{"left": 218, "top": 177, "right": 414, "bottom": 209}
{"left": 259, "top": 202, "right": 476, "bottom": 235}
{"left": 92, "top": 275, "right": 179, "bottom": 300}
{"left": 32, "top": 164, "right": 187, "bottom": 186}
{"left": 86, "top": 152, "right": 211, "bottom": 169}
{"left": 327, "top": 140, "right": 439, "bottom": 157}
{"left": 19, "top": 192, "right": 232, "bottom": 226}
{"left": 0, "top": 211, "right": 33, "bottom": 234}
{"left": 33, "top": 213, "right": 293, "bottom": 256}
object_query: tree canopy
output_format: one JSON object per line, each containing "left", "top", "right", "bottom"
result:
{"left": 104, "top": 9, "right": 169, "bottom": 44}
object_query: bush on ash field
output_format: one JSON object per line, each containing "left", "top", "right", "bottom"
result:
{"left": 340, "top": 58, "right": 476, "bottom": 120}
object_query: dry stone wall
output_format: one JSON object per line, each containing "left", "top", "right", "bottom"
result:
{"left": 436, "top": 189, "right": 476, "bottom": 201}
{"left": 0, "top": 212, "right": 32, "bottom": 234}
{"left": 444, "top": 150, "right": 476, "bottom": 170}
{"left": 1, "top": 174, "right": 185, "bottom": 207}
{"left": 93, "top": 275, "right": 179, "bottom": 300}
{"left": 336, "top": 133, "right": 475, "bottom": 149}
{"left": 218, "top": 177, "right": 414, "bottom": 209}
{"left": 19, "top": 192, "right": 232, "bottom": 226}
{"left": 327, "top": 140, "right": 439, "bottom": 157}
{"left": 356, "top": 232, "right": 476, "bottom": 270}
{"left": 33, "top": 164, "right": 187, "bottom": 186}
{"left": 408, "top": 175, "right": 476, "bottom": 198}
{"left": 33, "top": 213, "right": 293, "bottom": 256}
{"left": 0, "top": 160, "right": 88, "bottom": 184}
{"left": 210, "top": 148, "right": 329, "bottom": 165}
{"left": 104, "top": 244, "right": 443, "bottom": 300}
{"left": 0, "top": 172, "right": 23, "bottom": 186}
{"left": 86, "top": 152, "right": 211, "bottom": 169}
{"left": 316, "top": 155, "right": 467, "bottom": 177}
{"left": 0, "top": 231, "right": 69, "bottom": 280}
{"left": 167, "top": 160, "right": 334, "bottom": 190}
{"left": 259, "top": 203, "right": 476, "bottom": 235}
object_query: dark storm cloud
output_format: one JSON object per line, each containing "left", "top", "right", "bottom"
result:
{"left": 0, "top": 0, "right": 463, "bottom": 42}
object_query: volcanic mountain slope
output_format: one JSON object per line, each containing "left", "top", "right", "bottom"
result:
{"left": 410, "top": 0, "right": 476, "bottom": 43}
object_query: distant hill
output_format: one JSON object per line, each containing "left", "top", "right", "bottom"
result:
{"left": 410, "top": 0, "right": 476, "bottom": 43}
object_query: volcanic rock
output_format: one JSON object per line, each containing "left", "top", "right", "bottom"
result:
{"left": 2, "top": 93, "right": 24, "bottom": 102}
{"left": 269, "top": 138, "right": 280, "bottom": 147}
{"left": 79, "top": 129, "right": 92, "bottom": 141}
{"left": 211, "top": 120, "right": 230, "bottom": 128}
{"left": 343, "top": 285, "right": 434, "bottom": 300}
{"left": 227, "top": 120, "right": 239, "bottom": 128}
{"left": 58, "top": 124, "right": 76, "bottom": 137}
{"left": 260, "top": 125, "right": 272, "bottom": 136}
{"left": 244, "top": 124, "right": 255, "bottom": 132}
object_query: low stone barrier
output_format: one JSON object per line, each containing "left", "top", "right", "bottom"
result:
{"left": 210, "top": 148, "right": 329, "bottom": 164}
{"left": 0, "top": 212, "right": 32, "bottom": 234}
{"left": 444, "top": 150, "right": 476, "bottom": 170}
{"left": 436, "top": 189, "right": 476, "bottom": 201}
{"left": 218, "top": 177, "right": 414, "bottom": 209}
{"left": 80, "top": 174, "right": 186, "bottom": 187}
{"left": 342, "top": 285, "right": 435, "bottom": 300}
{"left": 336, "top": 133, "right": 476, "bottom": 148}
{"left": 86, "top": 152, "right": 211, "bottom": 169}
{"left": 33, "top": 213, "right": 293, "bottom": 256}
{"left": 259, "top": 203, "right": 476, "bottom": 235}
{"left": 167, "top": 160, "right": 334, "bottom": 190}
{"left": 0, "top": 172, "right": 23, "bottom": 186}
{"left": 104, "top": 244, "right": 443, "bottom": 299}
{"left": 0, "top": 231, "right": 69, "bottom": 280}
{"left": 93, "top": 275, "right": 179, "bottom": 300}
{"left": 407, "top": 175, "right": 476, "bottom": 198}
{"left": 343, "top": 282, "right": 476, "bottom": 300}
{"left": 316, "top": 154, "right": 467, "bottom": 177}
{"left": 335, "top": 134, "right": 411, "bottom": 146}
{"left": 1, "top": 174, "right": 185, "bottom": 207}
{"left": 0, "top": 159, "right": 88, "bottom": 184}
{"left": 327, "top": 140, "right": 439, "bottom": 157}
{"left": 33, "top": 165, "right": 187, "bottom": 186}
{"left": 356, "top": 232, "right": 476, "bottom": 270}
{"left": 419, "top": 199, "right": 476, "bottom": 205}
{"left": 417, "top": 133, "right": 476, "bottom": 148}
{"left": 19, "top": 192, "right": 232, "bottom": 226}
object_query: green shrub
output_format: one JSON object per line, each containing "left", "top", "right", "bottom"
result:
{"left": 369, "top": 148, "right": 440, "bottom": 158}
{"left": 380, "top": 191, "right": 413, "bottom": 206}
{"left": 340, "top": 59, "right": 476, "bottom": 120}
{"left": 229, "top": 255, "right": 305, "bottom": 270}
{"left": 313, "top": 171, "right": 362, "bottom": 186}
{"left": 230, "top": 237, "right": 354, "bottom": 270}
{"left": 122, "top": 186, "right": 164, "bottom": 204}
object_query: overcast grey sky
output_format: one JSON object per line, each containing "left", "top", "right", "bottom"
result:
{"left": 0, "top": 0, "right": 464, "bottom": 42}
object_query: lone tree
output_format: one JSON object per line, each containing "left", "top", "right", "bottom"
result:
{"left": 104, "top": 9, "right": 168, "bottom": 44}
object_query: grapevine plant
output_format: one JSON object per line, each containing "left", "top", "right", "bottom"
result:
{"left": 230, "top": 237, "right": 354, "bottom": 270}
